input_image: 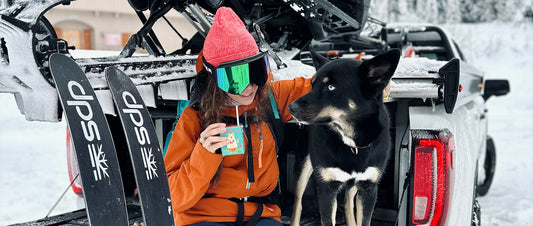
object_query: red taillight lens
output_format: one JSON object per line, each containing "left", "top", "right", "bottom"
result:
{"left": 66, "top": 126, "right": 84, "bottom": 196}
{"left": 411, "top": 130, "right": 454, "bottom": 226}
{"left": 413, "top": 144, "right": 435, "bottom": 223}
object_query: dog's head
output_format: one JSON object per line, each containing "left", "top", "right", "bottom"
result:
{"left": 289, "top": 49, "right": 400, "bottom": 145}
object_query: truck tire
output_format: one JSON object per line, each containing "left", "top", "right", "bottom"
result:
{"left": 477, "top": 136, "right": 496, "bottom": 196}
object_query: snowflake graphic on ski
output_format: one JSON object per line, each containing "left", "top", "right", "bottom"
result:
{"left": 142, "top": 147, "right": 158, "bottom": 180}
{"left": 89, "top": 143, "right": 109, "bottom": 181}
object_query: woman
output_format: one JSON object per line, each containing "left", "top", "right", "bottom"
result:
{"left": 164, "top": 7, "right": 312, "bottom": 225}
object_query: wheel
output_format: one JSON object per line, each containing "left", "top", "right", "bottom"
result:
{"left": 477, "top": 136, "right": 496, "bottom": 196}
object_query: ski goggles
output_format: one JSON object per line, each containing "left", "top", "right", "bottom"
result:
{"left": 203, "top": 52, "right": 269, "bottom": 95}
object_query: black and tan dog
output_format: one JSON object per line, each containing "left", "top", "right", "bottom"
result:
{"left": 288, "top": 49, "right": 401, "bottom": 226}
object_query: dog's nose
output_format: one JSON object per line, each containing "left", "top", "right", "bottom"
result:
{"left": 288, "top": 102, "right": 300, "bottom": 114}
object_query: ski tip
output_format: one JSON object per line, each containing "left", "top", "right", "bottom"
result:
{"left": 49, "top": 53, "right": 78, "bottom": 76}
{"left": 104, "top": 66, "right": 119, "bottom": 79}
{"left": 50, "top": 52, "right": 64, "bottom": 60}
{"left": 49, "top": 53, "right": 70, "bottom": 65}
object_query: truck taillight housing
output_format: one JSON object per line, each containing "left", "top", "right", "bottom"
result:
{"left": 410, "top": 130, "right": 454, "bottom": 226}
{"left": 66, "top": 126, "right": 84, "bottom": 196}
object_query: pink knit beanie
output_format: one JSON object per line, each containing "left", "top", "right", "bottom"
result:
{"left": 203, "top": 7, "right": 259, "bottom": 67}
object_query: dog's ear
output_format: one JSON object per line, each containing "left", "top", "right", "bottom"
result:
{"left": 360, "top": 49, "right": 401, "bottom": 95}
{"left": 311, "top": 50, "right": 329, "bottom": 70}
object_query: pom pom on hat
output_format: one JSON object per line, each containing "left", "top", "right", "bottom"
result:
{"left": 203, "top": 7, "right": 259, "bottom": 67}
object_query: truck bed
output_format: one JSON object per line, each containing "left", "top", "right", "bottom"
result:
{"left": 9, "top": 204, "right": 143, "bottom": 226}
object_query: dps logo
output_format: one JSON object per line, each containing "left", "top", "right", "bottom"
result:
{"left": 122, "top": 91, "right": 158, "bottom": 180}
{"left": 66, "top": 81, "right": 109, "bottom": 181}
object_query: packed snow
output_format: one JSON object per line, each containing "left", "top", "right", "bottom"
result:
{"left": 1, "top": 22, "right": 532, "bottom": 225}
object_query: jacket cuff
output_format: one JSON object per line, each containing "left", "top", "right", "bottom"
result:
{"left": 189, "top": 141, "right": 224, "bottom": 177}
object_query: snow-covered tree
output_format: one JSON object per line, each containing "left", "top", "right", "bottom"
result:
{"left": 369, "top": 0, "right": 389, "bottom": 21}
{"left": 388, "top": 0, "right": 400, "bottom": 22}
{"left": 460, "top": 0, "right": 484, "bottom": 22}
{"left": 445, "top": 0, "right": 462, "bottom": 23}
{"left": 494, "top": 0, "right": 521, "bottom": 21}
{"left": 416, "top": 0, "right": 439, "bottom": 23}
{"left": 370, "top": 0, "right": 528, "bottom": 23}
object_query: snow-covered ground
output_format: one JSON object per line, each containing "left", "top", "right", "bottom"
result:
{"left": 1, "top": 22, "right": 532, "bottom": 225}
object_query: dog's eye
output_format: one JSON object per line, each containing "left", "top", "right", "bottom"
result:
{"left": 328, "top": 84, "right": 336, "bottom": 91}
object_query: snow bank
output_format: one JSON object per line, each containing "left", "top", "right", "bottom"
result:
{"left": 0, "top": 94, "right": 81, "bottom": 225}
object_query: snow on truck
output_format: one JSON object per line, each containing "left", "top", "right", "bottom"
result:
{"left": 0, "top": 0, "right": 509, "bottom": 225}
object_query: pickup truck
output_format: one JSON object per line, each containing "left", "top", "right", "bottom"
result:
{"left": 0, "top": 0, "right": 509, "bottom": 225}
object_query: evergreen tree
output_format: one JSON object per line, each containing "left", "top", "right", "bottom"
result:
{"left": 480, "top": 0, "right": 498, "bottom": 22}
{"left": 417, "top": 0, "right": 439, "bottom": 23}
{"left": 460, "top": 0, "right": 483, "bottom": 22}
{"left": 494, "top": 0, "right": 520, "bottom": 21}
{"left": 407, "top": 0, "right": 416, "bottom": 12}
{"left": 397, "top": 0, "right": 410, "bottom": 21}
{"left": 388, "top": 0, "right": 400, "bottom": 22}
{"left": 369, "top": 0, "right": 389, "bottom": 21}
{"left": 446, "top": 0, "right": 462, "bottom": 23}
{"left": 438, "top": 0, "right": 447, "bottom": 23}
{"left": 371, "top": 0, "right": 527, "bottom": 23}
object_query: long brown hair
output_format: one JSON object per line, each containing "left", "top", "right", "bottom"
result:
{"left": 200, "top": 77, "right": 273, "bottom": 189}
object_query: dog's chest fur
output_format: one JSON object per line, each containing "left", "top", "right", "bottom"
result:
{"left": 308, "top": 118, "right": 390, "bottom": 184}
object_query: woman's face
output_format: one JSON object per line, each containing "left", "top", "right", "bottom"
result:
{"left": 226, "top": 84, "right": 258, "bottom": 105}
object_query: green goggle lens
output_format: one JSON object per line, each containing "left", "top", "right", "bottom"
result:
{"left": 216, "top": 64, "right": 251, "bottom": 95}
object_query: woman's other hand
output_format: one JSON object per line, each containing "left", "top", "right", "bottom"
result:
{"left": 199, "top": 123, "right": 229, "bottom": 153}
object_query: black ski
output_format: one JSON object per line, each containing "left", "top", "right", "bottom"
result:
{"left": 49, "top": 53, "right": 129, "bottom": 225}
{"left": 105, "top": 66, "right": 174, "bottom": 226}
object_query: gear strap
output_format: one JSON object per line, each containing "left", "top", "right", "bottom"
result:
{"left": 244, "top": 112, "right": 255, "bottom": 184}
{"left": 267, "top": 88, "right": 284, "bottom": 150}
{"left": 230, "top": 193, "right": 282, "bottom": 226}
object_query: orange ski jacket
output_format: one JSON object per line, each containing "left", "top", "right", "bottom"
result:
{"left": 164, "top": 77, "right": 312, "bottom": 225}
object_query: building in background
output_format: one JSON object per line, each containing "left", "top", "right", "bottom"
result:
{"left": 45, "top": 0, "right": 197, "bottom": 52}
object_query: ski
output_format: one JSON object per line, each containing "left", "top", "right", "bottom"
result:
{"left": 49, "top": 53, "right": 129, "bottom": 225}
{"left": 105, "top": 66, "right": 174, "bottom": 226}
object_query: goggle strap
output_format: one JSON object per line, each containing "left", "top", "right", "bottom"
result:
{"left": 267, "top": 89, "right": 280, "bottom": 120}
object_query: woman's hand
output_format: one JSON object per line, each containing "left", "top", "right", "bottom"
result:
{"left": 199, "top": 123, "right": 229, "bottom": 153}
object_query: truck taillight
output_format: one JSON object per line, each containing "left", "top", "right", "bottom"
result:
{"left": 66, "top": 126, "right": 83, "bottom": 196}
{"left": 411, "top": 130, "right": 454, "bottom": 226}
